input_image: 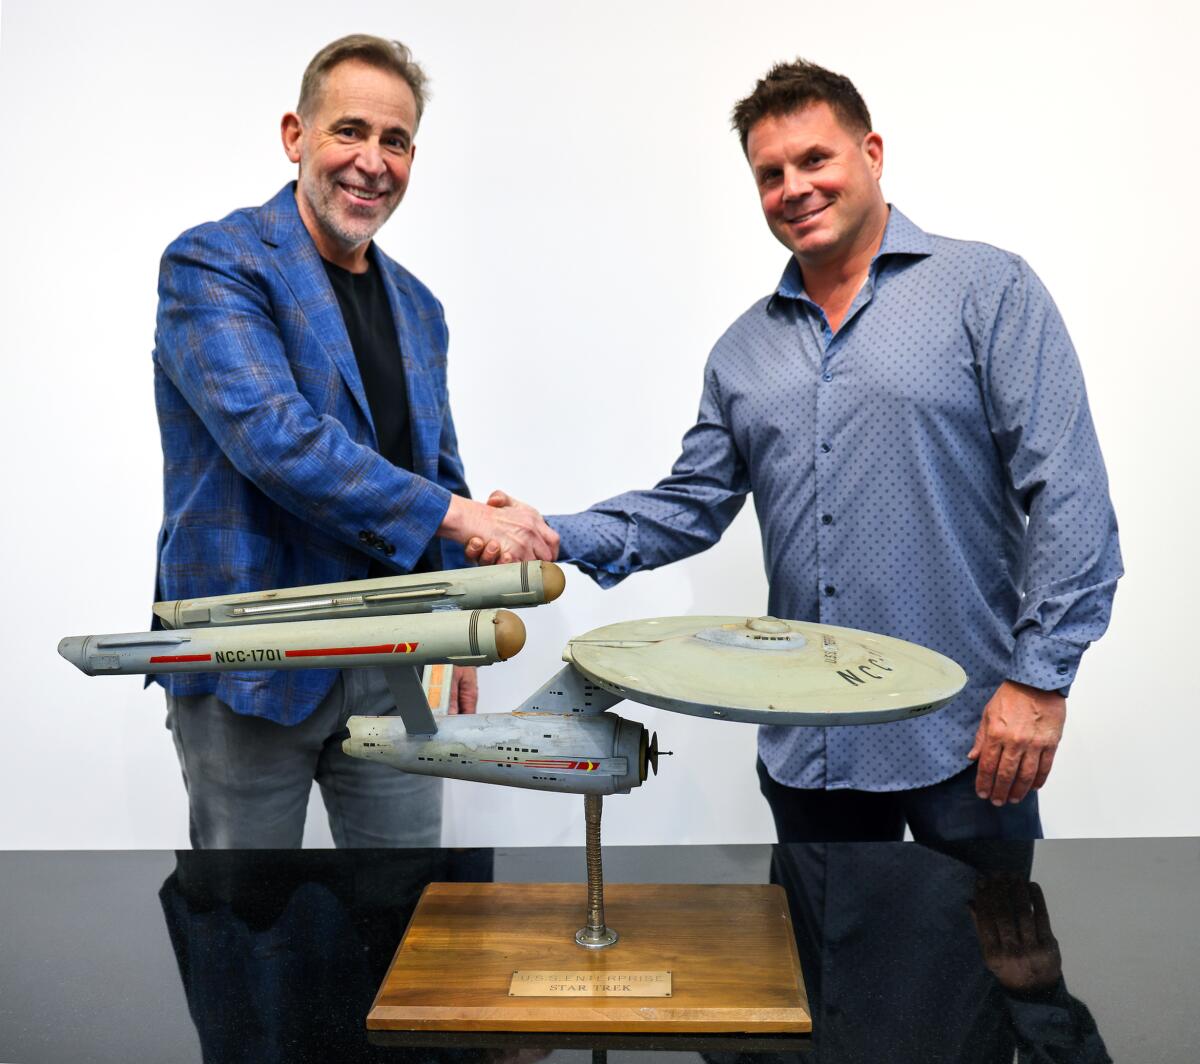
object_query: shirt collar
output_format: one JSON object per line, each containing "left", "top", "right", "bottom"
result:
{"left": 774, "top": 205, "right": 934, "bottom": 302}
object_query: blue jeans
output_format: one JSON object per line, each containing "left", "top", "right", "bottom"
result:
{"left": 757, "top": 758, "right": 1043, "bottom": 843}
{"left": 165, "top": 668, "right": 442, "bottom": 849}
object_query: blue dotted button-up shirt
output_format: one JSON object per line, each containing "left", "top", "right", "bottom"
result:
{"left": 548, "top": 208, "right": 1122, "bottom": 792}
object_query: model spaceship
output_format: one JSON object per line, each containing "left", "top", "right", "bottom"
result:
{"left": 58, "top": 562, "right": 968, "bottom": 796}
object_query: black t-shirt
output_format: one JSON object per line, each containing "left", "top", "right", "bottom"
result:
{"left": 322, "top": 254, "right": 414, "bottom": 475}
{"left": 322, "top": 253, "right": 421, "bottom": 574}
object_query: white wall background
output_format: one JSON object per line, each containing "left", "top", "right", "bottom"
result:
{"left": 1, "top": 0, "right": 1195, "bottom": 849}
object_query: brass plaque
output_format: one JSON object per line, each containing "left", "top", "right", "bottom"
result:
{"left": 509, "top": 970, "right": 672, "bottom": 998}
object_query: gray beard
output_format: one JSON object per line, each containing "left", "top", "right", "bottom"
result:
{"left": 301, "top": 171, "right": 397, "bottom": 251}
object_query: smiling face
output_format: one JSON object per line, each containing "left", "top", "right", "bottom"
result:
{"left": 747, "top": 101, "right": 887, "bottom": 273}
{"left": 281, "top": 59, "right": 418, "bottom": 270}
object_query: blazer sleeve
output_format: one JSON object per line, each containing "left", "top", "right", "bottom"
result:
{"left": 155, "top": 222, "right": 451, "bottom": 573}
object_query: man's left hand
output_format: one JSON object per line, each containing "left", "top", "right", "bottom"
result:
{"left": 967, "top": 681, "right": 1066, "bottom": 806}
{"left": 448, "top": 666, "right": 478, "bottom": 714}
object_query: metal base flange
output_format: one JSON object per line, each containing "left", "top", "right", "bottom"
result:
{"left": 575, "top": 925, "right": 619, "bottom": 949}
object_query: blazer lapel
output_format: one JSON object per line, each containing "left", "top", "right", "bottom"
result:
{"left": 257, "top": 185, "right": 376, "bottom": 440}
{"left": 377, "top": 255, "right": 438, "bottom": 480}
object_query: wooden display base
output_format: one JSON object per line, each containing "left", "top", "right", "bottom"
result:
{"left": 367, "top": 882, "right": 811, "bottom": 1033}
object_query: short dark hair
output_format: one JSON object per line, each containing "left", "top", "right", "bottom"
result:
{"left": 298, "top": 34, "right": 429, "bottom": 126}
{"left": 731, "top": 59, "right": 872, "bottom": 153}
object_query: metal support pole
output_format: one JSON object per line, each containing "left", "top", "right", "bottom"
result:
{"left": 575, "top": 793, "right": 618, "bottom": 949}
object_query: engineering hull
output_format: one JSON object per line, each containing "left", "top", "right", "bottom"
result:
{"left": 344, "top": 712, "right": 652, "bottom": 795}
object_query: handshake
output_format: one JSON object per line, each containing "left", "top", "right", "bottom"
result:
{"left": 441, "top": 490, "right": 559, "bottom": 566}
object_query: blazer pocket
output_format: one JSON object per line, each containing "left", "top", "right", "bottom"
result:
{"left": 159, "top": 525, "right": 282, "bottom": 600}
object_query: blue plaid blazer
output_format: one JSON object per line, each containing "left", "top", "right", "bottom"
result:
{"left": 152, "top": 183, "right": 469, "bottom": 724}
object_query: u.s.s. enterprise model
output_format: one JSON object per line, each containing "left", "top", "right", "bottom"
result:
{"left": 58, "top": 561, "right": 968, "bottom": 799}
{"left": 59, "top": 561, "right": 967, "bottom": 951}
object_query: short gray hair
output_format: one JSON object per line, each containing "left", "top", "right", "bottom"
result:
{"left": 298, "top": 34, "right": 429, "bottom": 126}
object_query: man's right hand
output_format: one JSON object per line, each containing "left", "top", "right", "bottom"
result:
{"left": 440, "top": 492, "right": 558, "bottom": 564}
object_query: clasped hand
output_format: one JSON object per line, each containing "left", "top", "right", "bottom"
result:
{"left": 443, "top": 490, "right": 558, "bottom": 565}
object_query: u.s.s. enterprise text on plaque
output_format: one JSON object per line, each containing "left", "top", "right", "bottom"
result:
{"left": 508, "top": 971, "right": 672, "bottom": 997}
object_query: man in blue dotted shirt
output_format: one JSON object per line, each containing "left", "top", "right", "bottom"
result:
{"left": 471, "top": 60, "right": 1122, "bottom": 842}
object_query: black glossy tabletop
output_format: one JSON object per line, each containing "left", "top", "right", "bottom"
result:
{"left": 1, "top": 840, "right": 1197, "bottom": 1063}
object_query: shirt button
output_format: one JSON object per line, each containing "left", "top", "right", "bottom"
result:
{"left": 358, "top": 531, "right": 371, "bottom": 543}
{"left": 822, "top": 372, "right": 833, "bottom": 382}
{"left": 821, "top": 514, "right": 833, "bottom": 525}
{"left": 1056, "top": 664, "right": 1069, "bottom": 675}
{"left": 820, "top": 442, "right": 831, "bottom": 453}
{"left": 824, "top": 585, "right": 836, "bottom": 597}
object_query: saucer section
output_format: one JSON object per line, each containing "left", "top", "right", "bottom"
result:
{"left": 565, "top": 616, "right": 967, "bottom": 726}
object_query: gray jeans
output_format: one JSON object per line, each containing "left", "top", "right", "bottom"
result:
{"left": 165, "top": 667, "right": 442, "bottom": 848}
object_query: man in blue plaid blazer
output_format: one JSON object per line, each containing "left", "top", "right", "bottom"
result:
{"left": 152, "top": 35, "right": 558, "bottom": 849}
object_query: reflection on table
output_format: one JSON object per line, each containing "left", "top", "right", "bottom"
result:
{"left": 739, "top": 841, "right": 1111, "bottom": 1063}
{"left": 157, "top": 842, "right": 1110, "bottom": 1063}
{"left": 160, "top": 849, "right": 494, "bottom": 1062}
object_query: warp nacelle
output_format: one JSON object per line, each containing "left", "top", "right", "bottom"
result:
{"left": 344, "top": 711, "right": 658, "bottom": 795}
{"left": 153, "top": 560, "right": 564, "bottom": 629}
{"left": 58, "top": 608, "right": 525, "bottom": 676}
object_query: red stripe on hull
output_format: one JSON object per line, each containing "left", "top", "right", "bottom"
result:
{"left": 483, "top": 759, "right": 600, "bottom": 772}
{"left": 149, "top": 653, "right": 213, "bottom": 664}
{"left": 285, "top": 644, "right": 396, "bottom": 658}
